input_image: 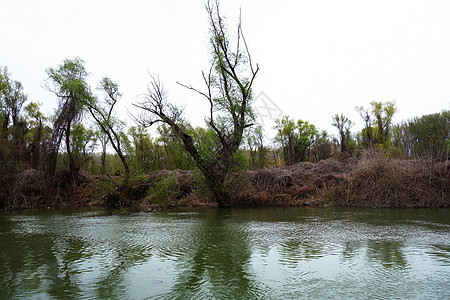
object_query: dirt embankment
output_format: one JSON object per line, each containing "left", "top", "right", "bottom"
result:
{"left": 5, "top": 153, "right": 450, "bottom": 210}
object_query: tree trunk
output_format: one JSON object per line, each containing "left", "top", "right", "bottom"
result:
{"left": 287, "top": 135, "right": 294, "bottom": 166}
{"left": 117, "top": 150, "right": 130, "bottom": 184}
{"left": 65, "top": 123, "right": 74, "bottom": 174}
{"left": 2, "top": 114, "right": 9, "bottom": 139}
{"left": 340, "top": 131, "right": 347, "bottom": 153}
{"left": 207, "top": 173, "right": 230, "bottom": 207}
{"left": 101, "top": 144, "right": 107, "bottom": 174}
{"left": 31, "top": 122, "right": 42, "bottom": 169}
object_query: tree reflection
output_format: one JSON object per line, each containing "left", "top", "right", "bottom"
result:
{"left": 166, "top": 209, "right": 262, "bottom": 299}
{"left": 0, "top": 216, "right": 88, "bottom": 299}
{"left": 93, "top": 242, "right": 153, "bottom": 299}
{"left": 341, "top": 241, "right": 364, "bottom": 260}
{"left": 428, "top": 244, "right": 450, "bottom": 265}
{"left": 279, "top": 239, "right": 324, "bottom": 268}
{"left": 367, "top": 240, "right": 407, "bottom": 268}
{"left": 0, "top": 214, "right": 154, "bottom": 299}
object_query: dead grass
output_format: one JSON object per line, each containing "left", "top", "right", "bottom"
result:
{"left": 228, "top": 152, "right": 449, "bottom": 208}
{"left": 5, "top": 152, "right": 449, "bottom": 210}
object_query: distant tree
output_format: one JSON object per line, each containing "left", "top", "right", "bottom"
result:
{"left": 157, "top": 123, "right": 195, "bottom": 170}
{"left": 0, "top": 66, "right": 28, "bottom": 161}
{"left": 275, "top": 116, "right": 318, "bottom": 165}
{"left": 356, "top": 105, "right": 373, "bottom": 149}
{"left": 134, "top": 0, "right": 259, "bottom": 207}
{"left": 127, "top": 126, "right": 158, "bottom": 174}
{"left": 24, "top": 102, "right": 47, "bottom": 169}
{"left": 0, "top": 67, "right": 27, "bottom": 137}
{"left": 397, "top": 111, "right": 449, "bottom": 160}
{"left": 69, "top": 123, "right": 97, "bottom": 172}
{"left": 96, "top": 129, "right": 109, "bottom": 174}
{"left": 296, "top": 119, "right": 318, "bottom": 162}
{"left": 332, "top": 113, "right": 353, "bottom": 153}
{"left": 371, "top": 100, "right": 396, "bottom": 149}
{"left": 274, "top": 116, "right": 296, "bottom": 165}
{"left": 246, "top": 125, "right": 266, "bottom": 169}
{"left": 311, "top": 130, "right": 333, "bottom": 162}
{"left": 356, "top": 101, "right": 396, "bottom": 150}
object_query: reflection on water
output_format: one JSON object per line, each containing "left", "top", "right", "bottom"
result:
{"left": 166, "top": 209, "right": 262, "bottom": 299}
{"left": 367, "top": 240, "right": 407, "bottom": 268}
{"left": 0, "top": 208, "right": 449, "bottom": 299}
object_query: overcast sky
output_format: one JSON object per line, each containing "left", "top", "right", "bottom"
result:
{"left": 1, "top": 0, "right": 449, "bottom": 139}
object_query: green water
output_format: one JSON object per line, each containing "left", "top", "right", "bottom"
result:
{"left": 0, "top": 207, "right": 449, "bottom": 299}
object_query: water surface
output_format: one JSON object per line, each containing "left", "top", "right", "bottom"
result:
{"left": 1, "top": 207, "right": 449, "bottom": 299}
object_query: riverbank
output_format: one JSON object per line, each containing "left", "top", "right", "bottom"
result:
{"left": 4, "top": 153, "right": 449, "bottom": 210}
{"left": 228, "top": 154, "right": 449, "bottom": 208}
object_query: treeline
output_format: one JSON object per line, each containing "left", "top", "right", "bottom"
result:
{"left": 265, "top": 101, "right": 449, "bottom": 168}
{"left": 0, "top": 60, "right": 448, "bottom": 209}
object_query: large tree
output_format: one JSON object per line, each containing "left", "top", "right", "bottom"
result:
{"left": 44, "top": 57, "right": 92, "bottom": 177}
{"left": 134, "top": 0, "right": 259, "bottom": 207}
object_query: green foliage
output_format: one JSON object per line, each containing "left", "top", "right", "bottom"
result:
{"left": 0, "top": 66, "right": 30, "bottom": 174}
{"left": 356, "top": 101, "right": 397, "bottom": 151}
{"left": 311, "top": 130, "right": 333, "bottom": 161}
{"left": 371, "top": 100, "right": 396, "bottom": 149}
{"left": 332, "top": 113, "right": 354, "bottom": 154}
{"left": 44, "top": 57, "right": 94, "bottom": 176}
{"left": 46, "top": 57, "right": 93, "bottom": 109}
{"left": 246, "top": 125, "right": 267, "bottom": 169}
{"left": 68, "top": 123, "right": 97, "bottom": 172}
{"left": 96, "top": 177, "right": 117, "bottom": 194}
{"left": 275, "top": 115, "right": 320, "bottom": 165}
{"left": 127, "top": 126, "right": 165, "bottom": 174}
{"left": 134, "top": 1, "right": 260, "bottom": 206}
{"left": 229, "top": 149, "right": 249, "bottom": 172}
{"left": 191, "top": 169, "right": 212, "bottom": 199}
{"left": 158, "top": 124, "right": 195, "bottom": 170}
{"left": 96, "top": 177, "right": 131, "bottom": 210}
{"left": 0, "top": 66, "right": 28, "bottom": 128}
{"left": 147, "top": 175, "right": 180, "bottom": 206}
{"left": 394, "top": 110, "right": 449, "bottom": 160}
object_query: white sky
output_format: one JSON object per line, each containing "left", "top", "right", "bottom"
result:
{"left": 1, "top": 0, "right": 449, "bottom": 140}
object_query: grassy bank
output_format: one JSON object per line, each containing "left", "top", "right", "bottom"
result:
{"left": 4, "top": 153, "right": 449, "bottom": 210}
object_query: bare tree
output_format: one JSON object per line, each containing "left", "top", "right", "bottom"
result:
{"left": 134, "top": 0, "right": 259, "bottom": 207}
{"left": 87, "top": 77, "right": 130, "bottom": 181}
{"left": 356, "top": 106, "right": 374, "bottom": 149}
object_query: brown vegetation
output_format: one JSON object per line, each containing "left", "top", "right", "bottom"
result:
{"left": 227, "top": 152, "right": 449, "bottom": 208}
{"left": 4, "top": 152, "right": 449, "bottom": 210}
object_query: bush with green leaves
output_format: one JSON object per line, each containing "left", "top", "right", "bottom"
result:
{"left": 96, "top": 178, "right": 131, "bottom": 210}
{"left": 147, "top": 175, "right": 180, "bottom": 206}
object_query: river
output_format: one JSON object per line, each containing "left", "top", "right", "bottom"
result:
{"left": 0, "top": 207, "right": 449, "bottom": 299}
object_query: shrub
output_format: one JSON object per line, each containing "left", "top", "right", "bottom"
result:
{"left": 147, "top": 174, "right": 180, "bottom": 206}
